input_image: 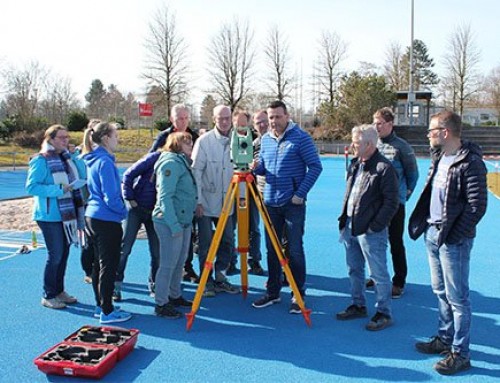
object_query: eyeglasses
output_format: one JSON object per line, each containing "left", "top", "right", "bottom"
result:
{"left": 427, "top": 128, "right": 445, "bottom": 134}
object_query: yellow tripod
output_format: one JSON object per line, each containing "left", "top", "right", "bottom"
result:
{"left": 186, "top": 171, "right": 312, "bottom": 330}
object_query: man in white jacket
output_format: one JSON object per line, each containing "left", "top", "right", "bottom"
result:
{"left": 191, "top": 105, "right": 240, "bottom": 297}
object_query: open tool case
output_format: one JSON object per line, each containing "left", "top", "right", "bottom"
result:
{"left": 34, "top": 326, "right": 139, "bottom": 379}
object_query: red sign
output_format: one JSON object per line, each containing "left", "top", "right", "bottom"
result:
{"left": 139, "top": 102, "right": 153, "bottom": 117}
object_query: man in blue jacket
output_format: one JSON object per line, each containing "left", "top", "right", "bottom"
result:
{"left": 409, "top": 111, "right": 487, "bottom": 375}
{"left": 372, "top": 107, "right": 419, "bottom": 298}
{"left": 251, "top": 100, "right": 322, "bottom": 314}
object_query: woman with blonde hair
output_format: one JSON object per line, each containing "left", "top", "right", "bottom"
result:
{"left": 82, "top": 121, "right": 131, "bottom": 324}
{"left": 26, "top": 124, "right": 86, "bottom": 309}
{"left": 153, "top": 132, "right": 197, "bottom": 318}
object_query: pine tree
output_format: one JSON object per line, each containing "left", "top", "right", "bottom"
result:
{"left": 401, "top": 39, "right": 439, "bottom": 90}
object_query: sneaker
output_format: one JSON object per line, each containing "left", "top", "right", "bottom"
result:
{"left": 365, "top": 312, "right": 392, "bottom": 331}
{"left": 183, "top": 268, "right": 200, "bottom": 283}
{"left": 94, "top": 305, "right": 120, "bottom": 318}
{"left": 249, "top": 261, "right": 265, "bottom": 276}
{"left": 336, "top": 304, "right": 368, "bottom": 320}
{"left": 56, "top": 291, "right": 77, "bottom": 304}
{"left": 415, "top": 336, "right": 451, "bottom": 355}
{"left": 203, "top": 282, "right": 216, "bottom": 298}
{"left": 366, "top": 278, "right": 375, "bottom": 288}
{"left": 392, "top": 285, "right": 404, "bottom": 299}
{"left": 215, "top": 280, "right": 240, "bottom": 294}
{"left": 252, "top": 295, "right": 281, "bottom": 308}
{"left": 434, "top": 352, "right": 471, "bottom": 375}
{"left": 169, "top": 296, "right": 192, "bottom": 307}
{"left": 41, "top": 297, "right": 66, "bottom": 309}
{"left": 155, "top": 303, "right": 182, "bottom": 319}
{"left": 99, "top": 309, "right": 132, "bottom": 324}
{"left": 289, "top": 297, "right": 302, "bottom": 314}
{"left": 83, "top": 275, "right": 92, "bottom": 284}
{"left": 226, "top": 264, "right": 240, "bottom": 276}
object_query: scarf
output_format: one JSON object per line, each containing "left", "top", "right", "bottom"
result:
{"left": 40, "top": 142, "right": 85, "bottom": 246}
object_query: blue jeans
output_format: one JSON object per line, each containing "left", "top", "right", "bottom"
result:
{"left": 197, "top": 214, "right": 234, "bottom": 279}
{"left": 425, "top": 225, "right": 473, "bottom": 357}
{"left": 265, "top": 202, "right": 306, "bottom": 297}
{"left": 154, "top": 222, "right": 191, "bottom": 306}
{"left": 37, "top": 221, "right": 70, "bottom": 299}
{"left": 342, "top": 220, "right": 392, "bottom": 316}
{"left": 117, "top": 206, "right": 159, "bottom": 291}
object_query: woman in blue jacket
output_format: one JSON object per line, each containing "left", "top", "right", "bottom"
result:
{"left": 26, "top": 124, "right": 86, "bottom": 309}
{"left": 82, "top": 121, "right": 131, "bottom": 324}
{"left": 152, "top": 132, "right": 197, "bottom": 319}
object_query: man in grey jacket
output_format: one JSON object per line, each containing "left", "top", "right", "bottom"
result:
{"left": 191, "top": 105, "right": 239, "bottom": 297}
{"left": 337, "top": 124, "right": 399, "bottom": 331}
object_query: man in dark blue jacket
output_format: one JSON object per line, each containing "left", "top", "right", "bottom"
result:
{"left": 336, "top": 124, "right": 399, "bottom": 331}
{"left": 409, "top": 111, "right": 487, "bottom": 375}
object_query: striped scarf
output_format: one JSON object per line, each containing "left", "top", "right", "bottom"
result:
{"left": 41, "top": 143, "right": 85, "bottom": 246}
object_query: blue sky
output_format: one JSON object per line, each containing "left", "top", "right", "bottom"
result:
{"left": 1, "top": 0, "right": 498, "bottom": 108}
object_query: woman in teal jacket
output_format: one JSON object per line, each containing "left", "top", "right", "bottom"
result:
{"left": 152, "top": 132, "right": 197, "bottom": 319}
{"left": 26, "top": 124, "right": 86, "bottom": 310}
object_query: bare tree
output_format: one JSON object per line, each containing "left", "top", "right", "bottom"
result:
{"left": 143, "top": 5, "right": 189, "bottom": 117}
{"left": 264, "top": 25, "right": 293, "bottom": 101}
{"left": 314, "top": 30, "right": 347, "bottom": 104}
{"left": 40, "top": 75, "right": 79, "bottom": 124}
{"left": 1, "top": 60, "right": 48, "bottom": 130}
{"left": 443, "top": 24, "right": 481, "bottom": 116}
{"left": 383, "top": 41, "right": 405, "bottom": 91}
{"left": 207, "top": 18, "right": 255, "bottom": 111}
{"left": 484, "top": 65, "right": 500, "bottom": 122}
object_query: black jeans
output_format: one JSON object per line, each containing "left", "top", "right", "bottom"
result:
{"left": 86, "top": 217, "right": 123, "bottom": 315}
{"left": 80, "top": 227, "right": 94, "bottom": 277}
{"left": 388, "top": 204, "right": 407, "bottom": 288}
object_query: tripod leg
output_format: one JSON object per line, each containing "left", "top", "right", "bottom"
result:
{"left": 186, "top": 181, "right": 238, "bottom": 331}
{"left": 236, "top": 181, "right": 249, "bottom": 298}
{"left": 247, "top": 181, "right": 312, "bottom": 327}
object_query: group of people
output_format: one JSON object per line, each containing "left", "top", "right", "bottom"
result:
{"left": 337, "top": 108, "right": 487, "bottom": 375}
{"left": 26, "top": 101, "right": 487, "bottom": 376}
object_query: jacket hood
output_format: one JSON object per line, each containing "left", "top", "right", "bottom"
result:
{"left": 431, "top": 140, "right": 483, "bottom": 162}
{"left": 83, "top": 146, "right": 115, "bottom": 167}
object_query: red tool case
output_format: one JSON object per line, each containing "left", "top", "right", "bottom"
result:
{"left": 34, "top": 325, "right": 139, "bottom": 379}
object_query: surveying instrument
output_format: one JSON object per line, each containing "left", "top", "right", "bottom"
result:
{"left": 186, "top": 126, "right": 312, "bottom": 330}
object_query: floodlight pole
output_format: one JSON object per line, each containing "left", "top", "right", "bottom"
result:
{"left": 408, "top": 0, "right": 415, "bottom": 128}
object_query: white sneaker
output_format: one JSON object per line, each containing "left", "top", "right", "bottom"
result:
{"left": 41, "top": 297, "right": 66, "bottom": 309}
{"left": 56, "top": 291, "right": 77, "bottom": 304}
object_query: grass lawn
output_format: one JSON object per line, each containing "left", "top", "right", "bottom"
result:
{"left": 487, "top": 172, "right": 500, "bottom": 198}
{"left": 0, "top": 128, "right": 157, "bottom": 166}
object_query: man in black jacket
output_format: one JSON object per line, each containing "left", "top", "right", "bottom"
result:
{"left": 409, "top": 111, "right": 487, "bottom": 375}
{"left": 337, "top": 124, "right": 399, "bottom": 331}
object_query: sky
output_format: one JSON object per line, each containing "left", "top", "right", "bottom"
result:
{"left": 1, "top": 0, "right": 498, "bottom": 111}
